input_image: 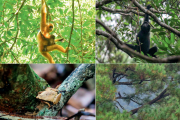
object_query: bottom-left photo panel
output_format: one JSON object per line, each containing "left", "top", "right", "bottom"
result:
{"left": 0, "top": 64, "right": 95, "bottom": 120}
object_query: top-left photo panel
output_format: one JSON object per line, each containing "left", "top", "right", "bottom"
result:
{"left": 0, "top": 0, "right": 95, "bottom": 64}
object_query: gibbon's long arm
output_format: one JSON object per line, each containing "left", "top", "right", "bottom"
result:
{"left": 41, "top": 0, "right": 47, "bottom": 33}
{"left": 125, "top": 5, "right": 157, "bottom": 57}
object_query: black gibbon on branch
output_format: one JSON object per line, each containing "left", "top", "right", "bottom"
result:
{"left": 96, "top": 1, "right": 180, "bottom": 63}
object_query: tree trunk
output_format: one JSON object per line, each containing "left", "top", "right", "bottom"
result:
{"left": 0, "top": 64, "right": 95, "bottom": 118}
{"left": 0, "top": 64, "right": 46, "bottom": 113}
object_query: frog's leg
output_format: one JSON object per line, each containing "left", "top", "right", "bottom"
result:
{"left": 44, "top": 102, "right": 51, "bottom": 109}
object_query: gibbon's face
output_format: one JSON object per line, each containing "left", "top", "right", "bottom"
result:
{"left": 47, "top": 23, "right": 54, "bottom": 32}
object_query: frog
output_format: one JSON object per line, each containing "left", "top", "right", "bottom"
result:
{"left": 36, "top": 85, "right": 61, "bottom": 108}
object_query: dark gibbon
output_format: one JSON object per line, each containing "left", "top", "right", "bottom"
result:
{"left": 126, "top": 5, "right": 157, "bottom": 57}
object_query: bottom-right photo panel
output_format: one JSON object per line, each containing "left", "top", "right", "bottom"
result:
{"left": 96, "top": 64, "right": 180, "bottom": 120}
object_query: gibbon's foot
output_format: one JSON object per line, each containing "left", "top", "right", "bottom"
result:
{"left": 65, "top": 47, "right": 69, "bottom": 53}
{"left": 47, "top": 55, "right": 55, "bottom": 63}
{"left": 40, "top": 52, "right": 55, "bottom": 63}
{"left": 51, "top": 60, "right": 55, "bottom": 64}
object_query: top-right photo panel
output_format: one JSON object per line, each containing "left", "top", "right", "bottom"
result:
{"left": 96, "top": 0, "right": 180, "bottom": 63}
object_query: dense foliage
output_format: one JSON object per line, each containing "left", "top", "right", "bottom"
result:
{"left": 96, "top": 64, "right": 180, "bottom": 119}
{"left": 96, "top": 64, "right": 132, "bottom": 120}
{"left": 96, "top": 0, "right": 180, "bottom": 63}
{"left": 0, "top": 0, "right": 95, "bottom": 63}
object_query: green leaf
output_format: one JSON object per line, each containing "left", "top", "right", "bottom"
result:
{"left": 17, "top": 40, "right": 21, "bottom": 47}
{"left": 159, "top": 46, "right": 167, "bottom": 51}
{"left": 124, "top": 22, "right": 129, "bottom": 25}
{"left": 60, "top": 9, "right": 63, "bottom": 15}
{"left": 7, "top": 31, "right": 12, "bottom": 36}
{"left": 151, "top": 29, "right": 162, "bottom": 32}
{"left": 165, "top": 37, "right": 171, "bottom": 44}
{"left": 106, "top": 16, "right": 111, "bottom": 21}
{"left": 159, "top": 32, "right": 166, "bottom": 35}
{"left": 4, "top": 22, "right": 8, "bottom": 27}
{"left": 170, "top": 33, "right": 175, "bottom": 43}
{"left": 64, "top": 8, "right": 68, "bottom": 14}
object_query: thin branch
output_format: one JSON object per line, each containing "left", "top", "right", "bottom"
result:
{"left": 4, "top": 0, "right": 26, "bottom": 62}
{"left": 116, "top": 94, "right": 143, "bottom": 105}
{"left": 115, "top": 100, "right": 125, "bottom": 110}
{"left": 5, "top": 14, "right": 20, "bottom": 59}
{"left": 77, "top": 0, "right": 83, "bottom": 63}
{"left": 96, "top": 0, "right": 120, "bottom": 8}
{"left": 132, "top": 0, "right": 180, "bottom": 36}
{"left": 130, "top": 98, "right": 143, "bottom": 105}
{"left": 15, "top": 0, "right": 26, "bottom": 15}
{"left": 0, "top": 37, "right": 16, "bottom": 47}
{"left": 6, "top": 0, "right": 26, "bottom": 23}
{"left": 130, "top": 88, "right": 169, "bottom": 115}
{"left": 116, "top": 81, "right": 133, "bottom": 85}
{"left": 98, "top": 6, "right": 145, "bottom": 16}
{"left": 67, "top": 0, "right": 75, "bottom": 60}
{"left": 96, "top": 19, "right": 123, "bottom": 44}
{"left": 96, "top": 29, "right": 180, "bottom": 63}
{"left": 9, "top": 15, "right": 19, "bottom": 51}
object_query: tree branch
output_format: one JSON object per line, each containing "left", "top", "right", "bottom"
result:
{"left": 116, "top": 81, "right": 133, "bottom": 85}
{"left": 96, "top": 0, "right": 120, "bottom": 8}
{"left": 132, "top": 0, "right": 180, "bottom": 36}
{"left": 130, "top": 88, "right": 169, "bottom": 115}
{"left": 115, "top": 100, "right": 125, "bottom": 110}
{"left": 98, "top": 6, "right": 145, "bottom": 16}
{"left": 37, "top": 64, "right": 95, "bottom": 116}
{"left": 116, "top": 93, "right": 143, "bottom": 105}
{"left": 96, "top": 29, "right": 180, "bottom": 63}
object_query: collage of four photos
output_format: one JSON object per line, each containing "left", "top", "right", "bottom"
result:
{"left": 0, "top": 0, "right": 180, "bottom": 120}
